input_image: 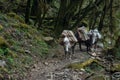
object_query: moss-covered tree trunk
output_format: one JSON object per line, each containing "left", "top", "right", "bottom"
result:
{"left": 54, "top": 0, "right": 84, "bottom": 37}
{"left": 31, "top": 0, "right": 39, "bottom": 16}
{"left": 33, "top": 0, "right": 49, "bottom": 29}
{"left": 54, "top": 0, "right": 68, "bottom": 37}
{"left": 25, "top": 0, "right": 32, "bottom": 23}
{"left": 71, "top": 0, "right": 103, "bottom": 29}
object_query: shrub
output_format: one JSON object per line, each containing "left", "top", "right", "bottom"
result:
{"left": 0, "top": 36, "right": 9, "bottom": 48}
{"left": 7, "top": 12, "right": 24, "bottom": 23}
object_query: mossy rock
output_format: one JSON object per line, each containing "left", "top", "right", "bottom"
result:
{"left": 43, "top": 37, "right": 54, "bottom": 46}
{"left": 67, "top": 58, "right": 98, "bottom": 70}
{"left": 7, "top": 12, "right": 24, "bottom": 23}
{"left": 112, "top": 63, "right": 120, "bottom": 71}
{"left": 0, "top": 36, "right": 9, "bottom": 47}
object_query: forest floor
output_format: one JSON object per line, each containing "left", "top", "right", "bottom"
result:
{"left": 23, "top": 44, "right": 104, "bottom": 80}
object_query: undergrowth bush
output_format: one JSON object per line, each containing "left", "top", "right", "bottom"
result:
{"left": 0, "top": 36, "right": 9, "bottom": 47}
{"left": 7, "top": 12, "right": 24, "bottom": 23}
{"left": 0, "top": 13, "right": 51, "bottom": 79}
{"left": 36, "top": 40, "right": 49, "bottom": 58}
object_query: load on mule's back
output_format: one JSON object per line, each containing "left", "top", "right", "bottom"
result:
{"left": 88, "top": 28, "right": 102, "bottom": 51}
{"left": 74, "top": 25, "right": 92, "bottom": 52}
{"left": 74, "top": 25, "right": 102, "bottom": 52}
{"left": 76, "top": 26, "right": 89, "bottom": 41}
{"left": 59, "top": 30, "right": 78, "bottom": 46}
{"left": 59, "top": 30, "right": 77, "bottom": 58}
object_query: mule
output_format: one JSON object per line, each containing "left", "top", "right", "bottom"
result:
{"left": 61, "top": 28, "right": 101, "bottom": 58}
{"left": 60, "top": 30, "right": 78, "bottom": 59}
{"left": 72, "top": 28, "right": 101, "bottom": 53}
{"left": 72, "top": 29, "right": 92, "bottom": 53}
{"left": 88, "top": 29, "right": 102, "bottom": 51}
{"left": 62, "top": 35, "right": 73, "bottom": 59}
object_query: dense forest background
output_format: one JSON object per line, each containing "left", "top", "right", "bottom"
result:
{"left": 1, "top": 0, "right": 120, "bottom": 36}
{"left": 0, "top": 0, "right": 120, "bottom": 80}
{"left": 0, "top": 0, "right": 119, "bottom": 35}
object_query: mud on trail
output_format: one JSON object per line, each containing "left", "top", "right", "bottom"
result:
{"left": 23, "top": 45, "right": 102, "bottom": 80}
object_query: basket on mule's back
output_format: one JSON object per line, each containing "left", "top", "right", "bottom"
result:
{"left": 59, "top": 30, "right": 78, "bottom": 46}
{"left": 77, "top": 27, "right": 89, "bottom": 41}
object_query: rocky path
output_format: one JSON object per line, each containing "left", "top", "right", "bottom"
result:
{"left": 24, "top": 45, "right": 101, "bottom": 80}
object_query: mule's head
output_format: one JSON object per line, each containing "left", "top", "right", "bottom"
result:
{"left": 89, "top": 29, "right": 102, "bottom": 44}
{"left": 93, "top": 29, "right": 102, "bottom": 39}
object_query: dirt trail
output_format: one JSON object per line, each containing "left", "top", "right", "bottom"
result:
{"left": 24, "top": 45, "right": 99, "bottom": 80}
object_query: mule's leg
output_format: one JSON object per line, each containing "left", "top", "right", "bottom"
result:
{"left": 86, "top": 42, "right": 89, "bottom": 53}
{"left": 87, "top": 46, "right": 91, "bottom": 53}
{"left": 64, "top": 47, "right": 67, "bottom": 58}
{"left": 78, "top": 41, "right": 82, "bottom": 51}
{"left": 68, "top": 48, "right": 72, "bottom": 59}
{"left": 92, "top": 41, "right": 97, "bottom": 52}
{"left": 85, "top": 40, "right": 91, "bottom": 53}
{"left": 72, "top": 43, "right": 76, "bottom": 54}
{"left": 86, "top": 45, "right": 89, "bottom": 52}
{"left": 94, "top": 42, "right": 97, "bottom": 51}
{"left": 90, "top": 44, "right": 94, "bottom": 52}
